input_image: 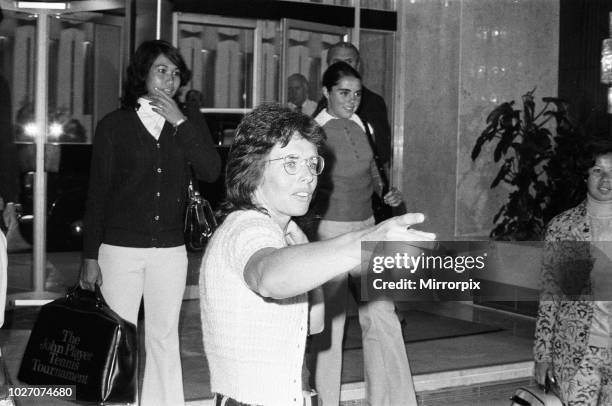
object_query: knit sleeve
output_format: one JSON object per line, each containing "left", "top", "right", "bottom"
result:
{"left": 82, "top": 116, "right": 115, "bottom": 260}
{"left": 226, "top": 212, "right": 285, "bottom": 283}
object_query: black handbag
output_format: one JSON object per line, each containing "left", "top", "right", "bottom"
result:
{"left": 184, "top": 177, "right": 217, "bottom": 252}
{"left": 360, "top": 117, "right": 395, "bottom": 223}
{"left": 18, "top": 286, "right": 138, "bottom": 404}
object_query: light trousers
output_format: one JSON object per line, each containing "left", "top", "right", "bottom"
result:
{"left": 98, "top": 244, "right": 188, "bottom": 406}
{"left": 311, "top": 218, "right": 417, "bottom": 406}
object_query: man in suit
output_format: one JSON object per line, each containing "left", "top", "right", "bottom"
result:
{"left": 326, "top": 41, "right": 392, "bottom": 167}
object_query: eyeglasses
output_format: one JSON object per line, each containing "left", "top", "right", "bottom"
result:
{"left": 267, "top": 154, "right": 325, "bottom": 176}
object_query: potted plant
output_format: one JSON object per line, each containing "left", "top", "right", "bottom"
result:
{"left": 471, "top": 89, "right": 586, "bottom": 241}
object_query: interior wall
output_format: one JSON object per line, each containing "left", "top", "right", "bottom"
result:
{"left": 402, "top": 0, "right": 560, "bottom": 240}
{"left": 402, "top": 0, "right": 461, "bottom": 240}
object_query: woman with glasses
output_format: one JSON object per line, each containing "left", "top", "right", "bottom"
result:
{"left": 199, "top": 103, "right": 434, "bottom": 406}
{"left": 309, "top": 61, "right": 413, "bottom": 406}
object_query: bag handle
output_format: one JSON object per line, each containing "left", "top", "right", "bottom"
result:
{"left": 66, "top": 284, "right": 107, "bottom": 309}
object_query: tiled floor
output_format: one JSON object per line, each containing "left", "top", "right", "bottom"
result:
{"left": 2, "top": 251, "right": 537, "bottom": 405}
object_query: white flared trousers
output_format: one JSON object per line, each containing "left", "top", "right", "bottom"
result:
{"left": 98, "top": 243, "right": 188, "bottom": 406}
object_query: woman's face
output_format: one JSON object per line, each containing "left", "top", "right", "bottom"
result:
{"left": 323, "top": 76, "right": 362, "bottom": 119}
{"left": 587, "top": 153, "right": 612, "bottom": 202}
{"left": 254, "top": 135, "right": 318, "bottom": 228}
{"left": 145, "top": 54, "right": 181, "bottom": 98}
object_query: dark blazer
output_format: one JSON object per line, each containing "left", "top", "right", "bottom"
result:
{"left": 357, "top": 86, "right": 392, "bottom": 166}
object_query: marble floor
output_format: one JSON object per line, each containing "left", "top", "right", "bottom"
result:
{"left": 2, "top": 251, "right": 538, "bottom": 405}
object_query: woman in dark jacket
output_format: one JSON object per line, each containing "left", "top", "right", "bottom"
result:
{"left": 79, "top": 39, "right": 220, "bottom": 405}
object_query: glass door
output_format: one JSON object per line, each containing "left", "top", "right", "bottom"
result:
{"left": 280, "top": 19, "right": 349, "bottom": 108}
{"left": 0, "top": 0, "right": 127, "bottom": 296}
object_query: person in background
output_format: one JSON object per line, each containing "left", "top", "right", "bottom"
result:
{"left": 0, "top": 73, "right": 22, "bottom": 249}
{"left": 79, "top": 39, "right": 220, "bottom": 406}
{"left": 199, "top": 103, "right": 434, "bottom": 406}
{"left": 534, "top": 139, "right": 612, "bottom": 405}
{"left": 288, "top": 73, "right": 317, "bottom": 117}
{"left": 309, "top": 61, "right": 414, "bottom": 406}
{"left": 326, "top": 41, "right": 392, "bottom": 168}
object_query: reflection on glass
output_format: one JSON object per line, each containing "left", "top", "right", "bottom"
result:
{"left": 286, "top": 28, "right": 344, "bottom": 105}
{"left": 178, "top": 22, "right": 254, "bottom": 108}
{"left": 5, "top": 13, "right": 100, "bottom": 145}
{"left": 47, "top": 17, "right": 94, "bottom": 144}
{"left": 261, "top": 20, "right": 281, "bottom": 102}
{"left": 0, "top": 12, "right": 37, "bottom": 144}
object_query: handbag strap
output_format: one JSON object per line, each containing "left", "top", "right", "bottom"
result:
{"left": 187, "top": 162, "right": 199, "bottom": 196}
{"left": 359, "top": 116, "right": 389, "bottom": 194}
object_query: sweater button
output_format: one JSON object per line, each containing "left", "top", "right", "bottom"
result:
{"left": 156, "top": 192, "right": 161, "bottom": 197}
{"left": 154, "top": 215, "right": 159, "bottom": 221}
{"left": 156, "top": 143, "right": 160, "bottom": 148}
{"left": 157, "top": 168, "right": 162, "bottom": 173}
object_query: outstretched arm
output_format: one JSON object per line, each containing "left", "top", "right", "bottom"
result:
{"left": 244, "top": 213, "right": 435, "bottom": 299}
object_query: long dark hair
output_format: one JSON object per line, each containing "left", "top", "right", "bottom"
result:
{"left": 121, "top": 40, "right": 191, "bottom": 109}
{"left": 220, "top": 103, "right": 326, "bottom": 218}
{"left": 312, "top": 61, "right": 362, "bottom": 118}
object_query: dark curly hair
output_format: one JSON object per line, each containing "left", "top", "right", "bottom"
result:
{"left": 121, "top": 40, "right": 191, "bottom": 109}
{"left": 220, "top": 103, "right": 326, "bottom": 218}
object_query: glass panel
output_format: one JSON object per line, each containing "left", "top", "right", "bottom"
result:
{"left": 359, "top": 29, "right": 395, "bottom": 114}
{"left": 177, "top": 21, "right": 254, "bottom": 108}
{"left": 261, "top": 20, "right": 281, "bottom": 103}
{"left": 286, "top": 28, "right": 345, "bottom": 110}
{"left": 1, "top": 12, "right": 38, "bottom": 144}
{"left": 46, "top": 16, "right": 95, "bottom": 145}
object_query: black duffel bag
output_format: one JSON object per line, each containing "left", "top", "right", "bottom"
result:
{"left": 18, "top": 285, "right": 138, "bottom": 403}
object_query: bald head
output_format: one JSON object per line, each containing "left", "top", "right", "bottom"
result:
{"left": 326, "top": 41, "right": 361, "bottom": 71}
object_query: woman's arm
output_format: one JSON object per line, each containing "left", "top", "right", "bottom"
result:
{"left": 533, "top": 233, "right": 563, "bottom": 366}
{"left": 243, "top": 213, "right": 435, "bottom": 299}
{"left": 80, "top": 118, "right": 116, "bottom": 290}
{"left": 82, "top": 119, "right": 115, "bottom": 260}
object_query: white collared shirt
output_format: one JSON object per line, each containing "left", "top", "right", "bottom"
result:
{"left": 136, "top": 97, "right": 166, "bottom": 140}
